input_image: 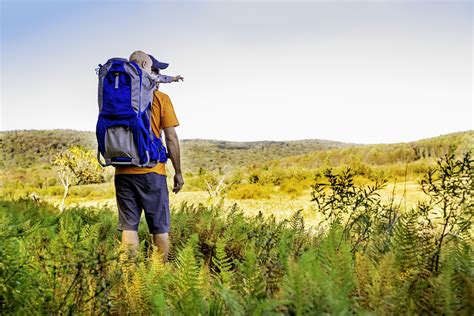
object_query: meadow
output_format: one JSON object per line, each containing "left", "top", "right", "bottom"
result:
{"left": 0, "top": 130, "right": 472, "bottom": 314}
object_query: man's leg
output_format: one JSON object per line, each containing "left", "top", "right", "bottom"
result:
{"left": 122, "top": 230, "right": 139, "bottom": 257}
{"left": 115, "top": 174, "right": 142, "bottom": 256}
{"left": 152, "top": 232, "right": 170, "bottom": 262}
{"left": 140, "top": 173, "right": 171, "bottom": 263}
{"left": 122, "top": 230, "right": 140, "bottom": 249}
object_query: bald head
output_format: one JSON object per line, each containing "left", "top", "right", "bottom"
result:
{"left": 129, "top": 50, "right": 152, "bottom": 74}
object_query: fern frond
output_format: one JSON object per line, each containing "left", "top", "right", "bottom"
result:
{"left": 234, "top": 241, "right": 267, "bottom": 313}
{"left": 282, "top": 255, "right": 315, "bottom": 315}
{"left": 211, "top": 237, "right": 234, "bottom": 287}
{"left": 391, "top": 209, "right": 433, "bottom": 272}
{"left": 170, "top": 234, "right": 208, "bottom": 314}
{"left": 174, "top": 236, "right": 201, "bottom": 297}
{"left": 313, "top": 226, "right": 354, "bottom": 314}
{"left": 213, "top": 283, "right": 245, "bottom": 316}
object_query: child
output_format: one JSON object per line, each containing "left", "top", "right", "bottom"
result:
{"left": 149, "top": 55, "right": 183, "bottom": 88}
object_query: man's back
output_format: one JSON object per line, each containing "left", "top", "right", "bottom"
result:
{"left": 115, "top": 90, "right": 179, "bottom": 176}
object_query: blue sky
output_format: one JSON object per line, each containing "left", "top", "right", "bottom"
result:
{"left": 1, "top": 0, "right": 472, "bottom": 143}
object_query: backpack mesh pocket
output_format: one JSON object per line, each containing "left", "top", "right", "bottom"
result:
{"left": 104, "top": 125, "right": 139, "bottom": 162}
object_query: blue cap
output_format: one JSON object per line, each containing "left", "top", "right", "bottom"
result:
{"left": 149, "top": 54, "right": 169, "bottom": 70}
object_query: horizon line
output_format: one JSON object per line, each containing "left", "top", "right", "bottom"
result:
{"left": 0, "top": 128, "right": 471, "bottom": 147}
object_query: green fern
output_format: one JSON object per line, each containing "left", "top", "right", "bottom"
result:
{"left": 234, "top": 241, "right": 268, "bottom": 312}
{"left": 213, "top": 284, "right": 245, "bottom": 316}
{"left": 434, "top": 239, "right": 474, "bottom": 315}
{"left": 390, "top": 206, "right": 449, "bottom": 313}
{"left": 211, "top": 237, "right": 234, "bottom": 287}
{"left": 282, "top": 226, "right": 355, "bottom": 315}
{"left": 286, "top": 209, "right": 308, "bottom": 258}
{"left": 171, "top": 234, "right": 208, "bottom": 314}
{"left": 282, "top": 253, "right": 316, "bottom": 315}
{"left": 2, "top": 179, "right": 473, "bottom": 315}
{"left": 313, "top": 226, "right": 355, "bottom": 314}
{"left": 354, "top": 252, "right": 404, "bottom": 315}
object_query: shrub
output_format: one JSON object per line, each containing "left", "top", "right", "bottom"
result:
{"left": 227, "top": 184, "right": 273, "bottom": 199}
{"left": 279, "top": 178, "right": 310, "bottom": 197}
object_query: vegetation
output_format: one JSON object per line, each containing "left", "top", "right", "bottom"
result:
{"left": 1, "top": 130, "right": 472, "bottom": 201}
{"left": 0, "top": 129, "right": 353, "bottom": 201}
{"left": 52, "top": 145, "right": 106, "bottom": 211}
{"left": 1, "top": 153, "right": 472, "bottom": 314}
{"left": 0, "top": 129, "right": 97, "bottom": 168}
{"left": 0, "top": 130, "right": 351, "bottom": 172}
{"left": 180, "top": 138, "right": 353, "bottom": 173}
{"left": 220, "top": 131, "right": 473, "bottom": 199}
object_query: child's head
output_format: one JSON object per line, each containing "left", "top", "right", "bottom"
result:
{"left": 129, "top": 51, "right": 153, "bottom": 74}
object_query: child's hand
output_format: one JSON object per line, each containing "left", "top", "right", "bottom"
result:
{"left": 173, "top": 75, "right": 184, "bottom": 82}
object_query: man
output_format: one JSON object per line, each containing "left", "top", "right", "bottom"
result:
{"left": 114, "top": 50, "right": 184, "bottom": 262}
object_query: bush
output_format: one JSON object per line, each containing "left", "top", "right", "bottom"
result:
{"left": 227, "top": 183, "right": 273, "bottom": 199}
{"left": 279, "top": 178, "right": 310, "bottom": 197}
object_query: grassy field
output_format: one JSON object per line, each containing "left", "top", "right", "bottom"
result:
{"left": 10, "top": 176, "right": 427, "bottom": 244}
{"left": 1, "top": 130, "right": 464, "bottom": 227}
{"left": 1, "top": 130, "right": 472, "bottom": 314}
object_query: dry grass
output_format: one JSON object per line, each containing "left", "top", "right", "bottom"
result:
{"left": 35, "top": 179, "right": 427, "bottom": 234}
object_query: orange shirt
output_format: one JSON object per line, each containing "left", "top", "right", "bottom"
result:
{"left": 115, "top": 90, "right": 179, "bottom": 176}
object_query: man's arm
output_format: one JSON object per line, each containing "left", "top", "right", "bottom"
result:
{"left": 163, "top": 126, "right": 184, "bottom": 193}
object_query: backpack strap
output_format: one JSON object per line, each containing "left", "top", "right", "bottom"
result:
{"left": 97, "top": 148, "right": 107, "bottom": 167}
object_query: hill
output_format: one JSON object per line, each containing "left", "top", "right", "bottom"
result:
{"left": 1, "top": 129, "right": 471, "bottom": 179}
{"left": 180, "top": 138, "right": 353, "bottom": 173}
{"left": 0, "top": 130, "right": 353, "bottom": 172}
{"left": 0, "top": 130, "right": 96, "bottom": 168}
{"left": 257, "top": 130, "right": 473, "bottom": 169}
{"left": 228, "top": 130, "right": 474, "bottom": 190}
{"left": 0, "top": 129, "right": 471, "bottom": 199}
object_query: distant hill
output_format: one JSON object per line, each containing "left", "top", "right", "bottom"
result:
{"left": 1, "top": 130, "right": 472, "bottom": 192}
{"left": 254, "top": 131, "right": 473, "bottom": 171}
{"left": 180, "top": 138, "right": 354, "bottom": 172}
{"left": 0, "top": 130, "right": 97, "bottom": 168}
{"left": 0, "top": 130, "right": 352, "bottom": 171}
{"left": 1, "top": 130, "right": 471, "bottom": 174}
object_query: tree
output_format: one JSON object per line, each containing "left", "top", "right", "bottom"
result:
{"left": 52, "top": 145, "right": 105, "bottom": 211}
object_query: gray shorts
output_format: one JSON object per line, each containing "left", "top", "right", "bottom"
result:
{"left": 114, "top": 173, "right": 170, "bottom": 234}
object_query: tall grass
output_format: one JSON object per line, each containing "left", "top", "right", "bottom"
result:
{"left": 1, "top": 153, "right": 472, "bottom": 315}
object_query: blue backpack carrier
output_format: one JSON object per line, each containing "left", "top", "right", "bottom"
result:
{"left": 96, "top": 58, "right": 167, "bottom": 167}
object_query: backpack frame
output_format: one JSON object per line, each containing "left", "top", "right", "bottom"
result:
{"left": 96, "top": 57, "right": 167, "bottom": 168}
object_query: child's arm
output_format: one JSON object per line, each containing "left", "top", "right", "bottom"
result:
{"left": 157, "top": 74, "right": 184, "bottom": 83}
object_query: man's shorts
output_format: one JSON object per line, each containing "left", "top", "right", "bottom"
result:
{"left": 114, "top": 173, "right": 170, "bottom": 234}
